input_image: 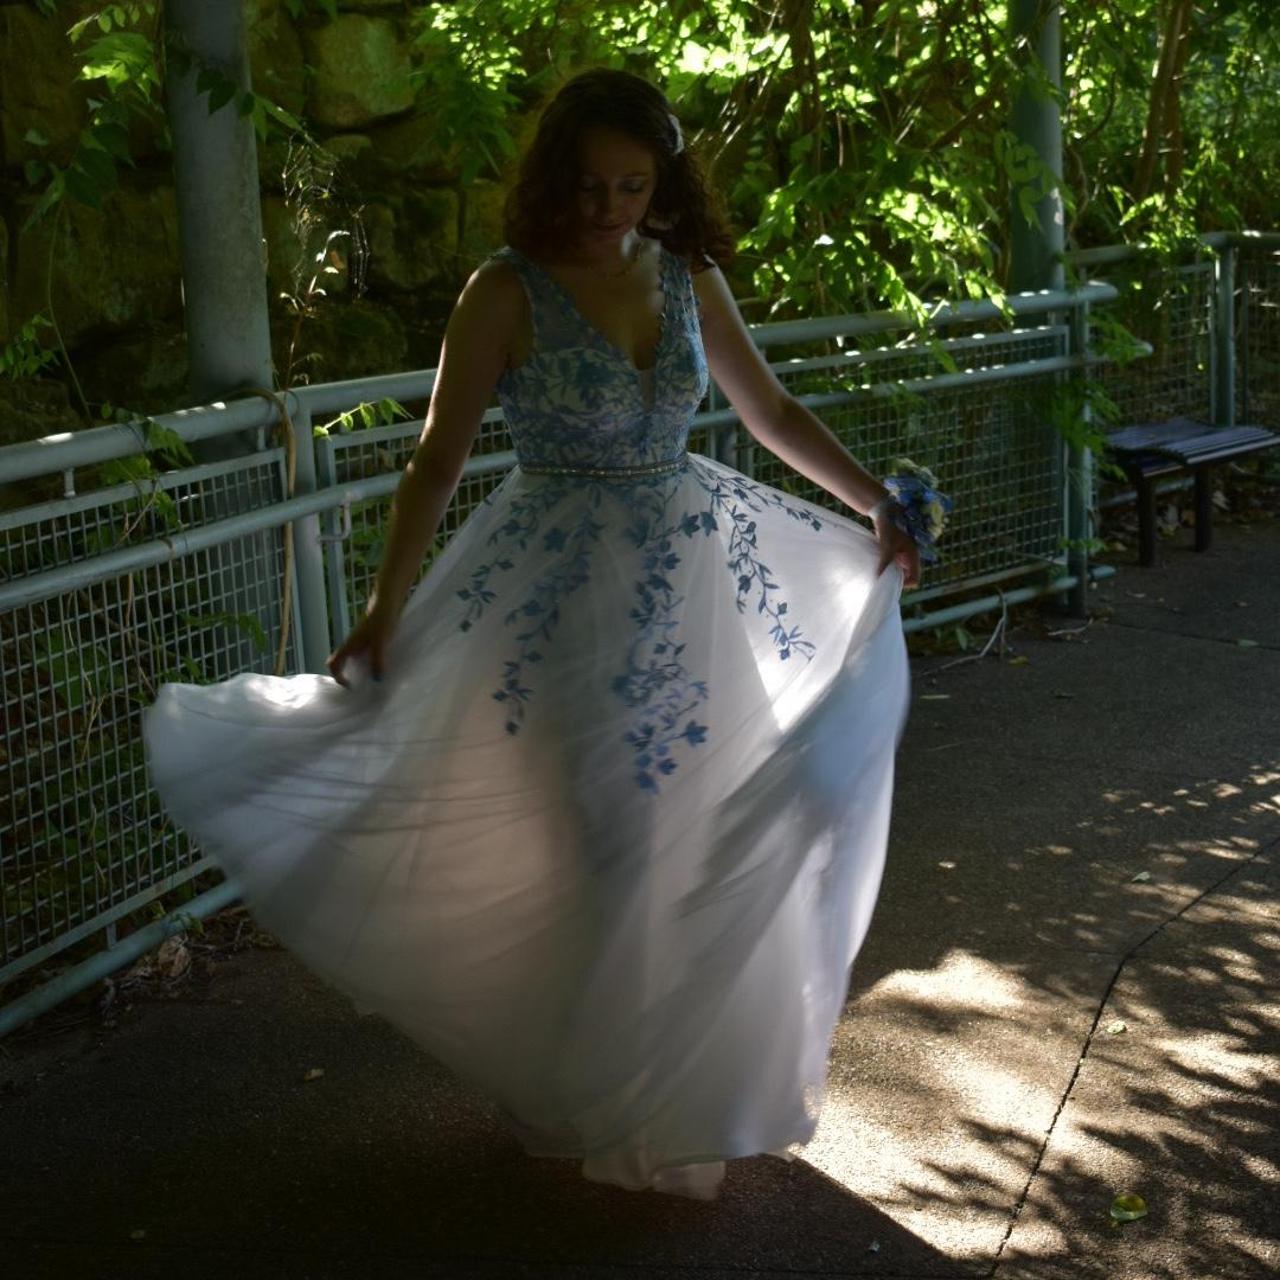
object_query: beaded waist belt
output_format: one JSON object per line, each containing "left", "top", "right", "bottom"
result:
{"left": 518, "top": 452, "right": 689, "bottom": 480}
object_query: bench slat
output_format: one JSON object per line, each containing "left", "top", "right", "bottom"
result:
{"left": 1107, "top": 417, "right": 1278, "bottom": 463}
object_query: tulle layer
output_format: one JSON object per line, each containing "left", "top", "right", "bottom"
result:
{"left": 143, "top": 453, "right": 910, "bottom": 1194}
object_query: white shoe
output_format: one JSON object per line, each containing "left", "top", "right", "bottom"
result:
{"left": 649, "top": 1160, "right": 726, "bottom": 1200}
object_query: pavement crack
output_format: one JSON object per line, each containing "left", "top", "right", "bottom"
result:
{"left": 986, "top": 830, "right": 1279, "bottom": 1277}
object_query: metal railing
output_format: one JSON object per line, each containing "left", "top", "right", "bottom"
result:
{"left": 6, "top": 238, "right": 1274, "bottom": 1034}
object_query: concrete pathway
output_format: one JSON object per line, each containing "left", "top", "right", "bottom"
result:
{"left": 2, "top": 521, "right": 1277, "bottom": 1280}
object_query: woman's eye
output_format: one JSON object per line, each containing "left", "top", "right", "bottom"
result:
{"left": 623, "top": 184, "right": 647, "bottom": 194}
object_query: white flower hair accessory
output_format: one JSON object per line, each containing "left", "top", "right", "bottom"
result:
{"left": 668, "top": 112, "right": 684, "bottom": 156}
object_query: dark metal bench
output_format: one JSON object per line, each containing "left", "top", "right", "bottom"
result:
{"left": 1105, "top": 416, "right": 1280, "bottom": 565}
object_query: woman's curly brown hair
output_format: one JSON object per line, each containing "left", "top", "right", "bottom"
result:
{"left": 503, "top": 68, "right": 734, "bottom": 271}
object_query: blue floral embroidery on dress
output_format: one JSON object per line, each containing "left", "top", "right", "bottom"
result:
{"left": 457, "top": 245, "right": 829, "bottom": 789}
{"left": 612, "top": 471, "right": 712, "bottom": 792}
{"left": 456, "top": 480, "right": 569, "bottom": 633}
{"left": 493, "top": 495, "right": 606, "bottom": 734}
{"left": 689, "top": 470, "right": 821, "bottom": 661}
{"left": 492, "top": 246, "right": 708, "bottom": 471}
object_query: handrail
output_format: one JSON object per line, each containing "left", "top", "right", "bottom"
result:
{"left": 1066, "top": 229, "right": 1280, "bottom": 268}
{"left": 0, "top": 346, "right": 1130, "bottom": 614}
{"left": 746, "top": 282, "right": 1117, "bottom": 348}
{"left": 0, "top": 283, "right": 1118, "bottom": 485}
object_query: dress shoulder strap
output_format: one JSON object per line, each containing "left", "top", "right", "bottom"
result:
{"left": 489, "top": 246, "right": 558, "bottom": 345}
{"left": 658, "top": 246, "right": 704, "bottom": 330}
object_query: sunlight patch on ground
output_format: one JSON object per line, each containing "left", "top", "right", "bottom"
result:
{"left": 869, "top": 949, "right": 1026, "bottom": 1013}
{"left": 801, "top": 949, "right": 1073, "bottom": 1260}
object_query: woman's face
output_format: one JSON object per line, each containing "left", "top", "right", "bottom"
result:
{"left": 571, "top": 125, "right": 658, "bottom": 247}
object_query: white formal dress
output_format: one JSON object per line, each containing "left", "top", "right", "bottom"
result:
{"left": 144, "top": 244, "right": 911, "bottom": 1199}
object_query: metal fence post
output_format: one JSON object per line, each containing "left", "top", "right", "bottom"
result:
{"left": 1238, "top": 249, "right": 1251, "bottom": 425}
{"left": 163, "top": 0, "right": 273, "bottom": 446}
{"left": 285, "top": 397, "right": 333, "bottom": 673}
{"left": 313, "top": 434, "right": 353, "bottom": 650}
{"left": 1213, "top": 242, "right": 1237, "bottom": 428}
{"left": 1066, "top": 298, "right": 1093, "bottom": 617}
{"left": 1008, "top": 0, "right": 1066, "bottom": 295}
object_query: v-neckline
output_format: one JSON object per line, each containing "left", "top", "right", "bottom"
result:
{"left": 519, "top": 245, "right": 670, "bottom": 375}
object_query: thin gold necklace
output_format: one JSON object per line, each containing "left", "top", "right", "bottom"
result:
{"left": 578, "top": 239, "right": 642, "bottom": 279}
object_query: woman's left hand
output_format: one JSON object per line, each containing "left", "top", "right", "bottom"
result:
{"left": 873, "top": 510, "right": 921, "bottom": 589}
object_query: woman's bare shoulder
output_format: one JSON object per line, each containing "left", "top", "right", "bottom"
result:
{"left": 458, "top": 255, "right": 525, "bottom": 312}
{"left": 689, "top": 258, "right": 735, "bottom": 313}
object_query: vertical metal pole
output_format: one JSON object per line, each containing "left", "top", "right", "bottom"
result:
{"left": 164, "top": 0, "right": 273, "bottom": 445}
{"left": 1066, "top": 302, "right": 1093, "bottom": 617}
{"left": 1213, "top": 243, "right": 1236, "bottom": 428}
{"left": 1239, "top": 248, "right": 1251, "bottom": 425}
{"left": 315, "top": 435, "right": 353, "bottom": 659}
{"left": 284, "top": 398, "right": 334, "bottom": 672}
{"left": 1008, "top": 0, "right": 1065, "bottom": 294}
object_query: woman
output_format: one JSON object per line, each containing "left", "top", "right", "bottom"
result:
{"left": 145, "top": 69, "right": 924, "bottom": 1200}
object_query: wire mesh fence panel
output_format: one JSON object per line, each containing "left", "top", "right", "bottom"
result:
{"left": 1239, "top": 248, "right": 1280, "bottom": 440}
{"left": 1, "top": 454, "right": 300, "bottom": 980}
{"left": 739, "top": 326, "right": 1069, "bottom": 589}
{"left": 1087, "top": 260, "right": 1214, "bottom": 426}
{"left": 322, "top": 418, "right": 513, "bottom": 621}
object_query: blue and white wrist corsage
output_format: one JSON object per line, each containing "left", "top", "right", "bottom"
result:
{"left": 870, "top": 457, "right": 953, "bottom": 565}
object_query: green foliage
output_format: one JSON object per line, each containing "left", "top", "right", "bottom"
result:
{"left": 315, "top": 398, "right": 410, "bottom": 437}
{"left": 1063, "top": 0, "right": 1280, "bottom": 242}
{"left": 23, "top": 3, "right": 307, "bottom": 231}
{"left": 20, "top": 6, "right": 165, "bottom": 228}
{"left": 283, "top": 0, "right": 339, "bottom": 20}
{"left": 406, "top": 4, "right": 523, "bottom": 184}
{"left": 176, "top": 610, "right": 269, "bottom": 652}
{"left": 1, "top": 314, "right": 58, "bottom": 380}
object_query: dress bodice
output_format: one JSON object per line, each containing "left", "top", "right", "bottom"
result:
{"left": 492, "top": 245, "right": 709, "bottom": 471}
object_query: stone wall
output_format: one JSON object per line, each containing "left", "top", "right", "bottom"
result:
{"left": 0, "top": 0, "right": 511, "bottom": 442}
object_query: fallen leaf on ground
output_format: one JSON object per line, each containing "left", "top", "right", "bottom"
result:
{"left": 303, "top": 1067, "right": 325, "bottom": 1082}
{"left": 156, "top": 935, "right": 190, "bottom": 980}
{"left": 919, "top": 693, "right": 950, "bottom": 700}
{"left": 1104, "top": 1019, "right": 1127, "bottom": 1035}
{"left": 1237, "top": 638, "right": 1259, "bottom": 648}
{"left": 1008, "top": 655, "right": 1029, "bottom": 666}
{"left": 1110, "top": 1192, "right": 1148, "bottom": 1223}
{"left": 1131, "top": 870, "right": 1152, "bottom": 883}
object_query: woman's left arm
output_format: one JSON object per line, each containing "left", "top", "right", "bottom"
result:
{"left": 693, "top": 264, "right": 920, "bottom": 587}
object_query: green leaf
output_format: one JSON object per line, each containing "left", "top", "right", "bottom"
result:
{"left": 73, "top": 142, "right": 119, "bottom": 192}
{"left": 176, "top": 610, "right": 269, "bottom": 651}
{"left": 197, "top": 68, "right": 236, "bottom": 114}
{"left": 145, "top": 420, "right": 195, "bottom": 467}
{"left": 64, "top": 163, "right": 104, "bottom": 209}
{"left": 94, "top": 120, "right": 133, "bottom": 162}
{"left": 23, "top": 128, "right": 50, "bottom": 147}
{"left": 1110, "top": 1193, "right": 1148, "bottom": 1223}
{"left": 21, "top": 170, "right": 66, "bottom": 231}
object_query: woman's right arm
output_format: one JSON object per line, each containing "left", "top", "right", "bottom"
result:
{"left": 326, "top": 261, "right": 523, "bottom": 686}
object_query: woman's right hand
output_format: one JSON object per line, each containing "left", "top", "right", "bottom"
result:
{"left": 326, "top": 605, "right": 398, "bottom": 689}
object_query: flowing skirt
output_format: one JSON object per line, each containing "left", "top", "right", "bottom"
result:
{"left": 143, "top": 452, "right": 910, "bottom": 1197}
